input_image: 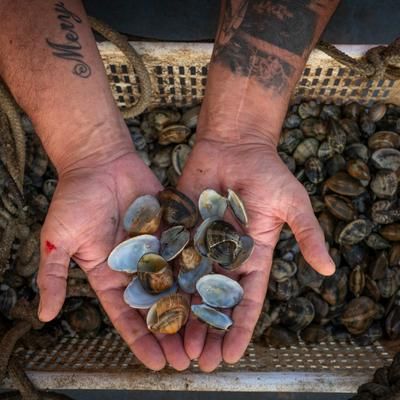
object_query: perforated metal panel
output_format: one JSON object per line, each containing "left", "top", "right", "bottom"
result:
{"left": 3, "top": 42, "right": 400, "bottom": 393}
{"left": 99, "top": 43, "right": 400, "bottom": 109}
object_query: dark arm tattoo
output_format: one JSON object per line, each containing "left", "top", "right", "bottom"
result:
{"left": 46, "top": 1, "right": 91, "bottom": 78}
{"left": 214, "top": 0, "right": 322, "bottom": 94}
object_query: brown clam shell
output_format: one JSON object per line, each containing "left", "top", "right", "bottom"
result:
{"left": 325, "top": 172, "right": 366, "bottom": 197}
{"left": 177, "top": 246, "right": 202, "bottom": 271}
{"left": 146, "top": 294, "right": 189, "bottom": 334}
{"left": 341, "top": 296, "right": 378, "bottom": 335}
{"left": 159, "top": 188, "right": 198, "bottom": 228}
{"left": 159, "top": 124, "right": 191, "bottom": 145}
{"left": 349, "top": 265, "right": 365, "bottom": 297}
{"left": 324, "top": 194, "right": 357, "bottom": 221}
{"left": 370, "top": 170, "right": 398, "bottom": 199}
{"left": 346, "top": 159, "right": 370, "bottom": 181}
{"left": 368, "top": 131, "right": 400, "bottom": 150}
{"left": 338, "top": 219, "right": 373, "bottom": 245}
{"left": 380, "top": 224, "right": 400, "bottom": 241}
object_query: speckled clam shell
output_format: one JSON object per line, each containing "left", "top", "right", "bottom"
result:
{"left": 194, "top": 217, "right": 219, "bottom": 257}
{"left": 178, "top": 257, "right": 212, "bottom": 294}
{"left": 191, "top": 304, "right": 233, "bottom": 330}
{"left": 227, "top": 189, "right": 248, "bottom": 226}
{"left": 108, "top": 235, "right": 160, "bottom": 273}
{"left": 160, "top": 225, "right": 190, "bottom": 261}
{"left": 123, "top": 195, "right": 161, "bottom": 235}
{"left": 123, "top": 277, "right": 177, "bottom": 309}
{"left": 198, "top": 189, "right": 227, "bottom": 220}
{"left": 196, "top": 274, "right": 244, "bottom": 308}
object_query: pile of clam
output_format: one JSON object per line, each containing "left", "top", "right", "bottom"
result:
{"left": 254, "top": 100, "right": 400, "bottom": 347}
{"left": 107, "top": 187, "right": 253, "bottom": 334}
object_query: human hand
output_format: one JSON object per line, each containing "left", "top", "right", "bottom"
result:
{"left": 178, "top": 134, "right": 335, "bottom": 372}
{"left": 37, "top": 151, "right": 190, "bottom": 371}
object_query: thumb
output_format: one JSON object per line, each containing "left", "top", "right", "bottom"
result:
{"left": 37, "top": 220, "right": 71, "bottom": 322}
{"left": 286, "top": 192, "right": 335, "bottom": 276}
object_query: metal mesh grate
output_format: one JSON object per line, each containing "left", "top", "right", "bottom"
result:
{"left": 98, "top": 42, "right": 400, "bottom": 109}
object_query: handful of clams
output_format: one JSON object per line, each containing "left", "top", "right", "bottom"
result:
{"left": 107, "top": 187, "right": 253, "bottom": 334}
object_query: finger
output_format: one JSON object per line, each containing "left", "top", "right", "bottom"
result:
{"left": 286, "top": 195, "right": 335, "bottom": 276}
{"left": 87, "top": 263, "right": 166, "bottom": 371}
{"left": 155, "top": 333, "right": 191, "bottom": 371}
{"left": 223, "top": 270, "right": 268, "bottom": 364}
{"left": 37, "top": 237, "right": 70, "bottom": 322}
{"left": 198, "top": 327, "right": 226, "bottom": 372}
{"left": 184, "top": 293, "right": 208, "bottom": 360}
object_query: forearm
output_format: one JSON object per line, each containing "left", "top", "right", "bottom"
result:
{"left": 200, "top": 0, "right": 339, "bottom": 145}
{"left": 0, "top": 0, "right": 133, "bottom": 173}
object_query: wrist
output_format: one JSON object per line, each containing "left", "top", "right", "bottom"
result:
{"left": 34, "top": 112, "right": 135, "bottom": 175}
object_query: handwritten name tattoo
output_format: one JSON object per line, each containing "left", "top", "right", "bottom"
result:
{"left": 214, "top": 0, "right": 319, "bottom": 94}
{"left": 46, "top": 1, "right": 91, "bottom": 78}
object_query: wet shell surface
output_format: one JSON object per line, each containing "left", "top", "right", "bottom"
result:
{"left": 227, "top": 189, "right": 248, "bottom": 226}
{"left": 123, "top": 195, "right": 162, "bottom": 236}
{"left": 194, "top": 217, "right": 219, "bottom": 257}
{"left": 159, "top": 188, "right": 198, "bottom": 228}
{"left": 137, "top": 253, "right": 174, "bottom": 294}
{"left": 172, "top": 144, "right": 191, "bottom": 176}
{"left": 325, "top": 172, "right": 365, "bottom": 197}
{"left": 198, "top": 189, "right": 227, "bottom": 220}
{"left": 191, "top": 304, "right": 233, "bottom": 330}
{"left": 341, "top": 296, "right": 378, "bottom": 335}
{"left": 178, "top": 257, "right": 212, "bottom": 294}
{"left": 196, "top": 274, "right": 244, "bottom": 308}
{"left": 158, "top": 124, "right": 191, "bottom": 145}
{"left": 123, "top": 277, "right": 178, "bottom": 309}
{"left": 160, "top": 225, "right": 190, "bottom": 261}
{"left": 146, "top": 294, "right": 189, "bottom": 334}
{"left": 108, "top": 235, "right": 160, "bottom": 273}
{"left": 371, "top": 148, "right": 400, "bottom": 171}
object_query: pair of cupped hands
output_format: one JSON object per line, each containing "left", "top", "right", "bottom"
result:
{"left": 37, "top": 116, "right": 335, "bottom": 372}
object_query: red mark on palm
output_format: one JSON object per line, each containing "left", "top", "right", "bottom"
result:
{"left": 45, "top": 240, "right": 57, "bottom": 254}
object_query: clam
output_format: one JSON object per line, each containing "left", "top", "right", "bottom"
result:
{"left": 198, "top": 189, "right": 227, "bottom": 220}
{"left": 317, "top": 140, "right": 335, "bottom": 161}
{"left": 338, "top": 219, "right": 373, "bottom": 245}
{"left": 325, "top": 154, "right": 346, "bottom": 177}
{"left": 137, "top": 253, "right": 174, "bottom": 294}
{"left": 346, "top": 159, "right": 370, "bottom": 181}
{"left": 371, "top": 200, "right": 400, "bottom": 224}
{"left": 368, "top": 131, "right": 400, "bottom": 150}
{"left": 181, "top": 106, "right": 200, "bottom": 129}
{"left": 305, "top": 292, "right": 329, "bottom": 323}
{"left": 389, "top": 243, "right": 400, "bottom": 267}
{"left": 300, "top": 324, "right": 329, "bottom": 344}
{"left": 124, "top": 277, "right": 177, "bottom": 309}
{"left": 194, "top": 217, "right": 219, "bottom": 257}
{"left": 380, "top": 224, "right": 400, "bottom": 241}
{"left": 279, "top": 129, "right": 303, "bottom": 153}
{"left": 172, "top": 144, "right": 191, "bottom": 175}
{"left": 268, "top": 278, "right": 295, "bottom": 302}
{"left": 349, "top": 265, "right": 365, "bottom": 297}
{"left": 66, "top": 302, "right": 102, "bottom": 334}
{"left": 371, "top": 148, "right": 400, "bottom": 171}
{"left": 271, "top": 259, "right": 297, "bottom": 282}
{"left": 159, "top": 188, "right": 198, "bottom": 228}
{"left": 385, "top": 306, "right": 400, "bottom": 340}
{"left": 227, "top": 189, "right": 248, "bottom": 226}
{"left": 123, "top": 195, "right": 162, "bottom": 236}
{"left": 191, "top": 304, "right": 233, "bottom": 330}
{"left": 325, "top": 172, "right": 365, "bottom": 197}
{"left": 298, "top": 100, "right": 321, "bottom": 119}
{"left": 178, "top": 256, "right": 212, "bottom": 294}
{"left": 320, "top": 268, "right": 348, "bottom": 306}
{"left": 368, "top": 251, "right": 388, "bottom": 280}
{"left": 279, "top": 297, "right": 315, "bottom": 332}
{"left": 343, "top": 102, "right": 362, "bottom": 119}
{"left": 159, "top": 124, "right": 191, "bottom": 145}
{"left": 160, "top": 225, "right": 190, "bottom": 261}
{"left": 370, "top": 170, "right": 398, "bottom": 198}
{"left": 300, "top": 118, "right": 328, "bottom": 140}
{"left": 304, "top": 157, "right": 325, "bottom": 183}
{"left": 108, "top": 235, "right": 160, "bottom": 273}
{"left": 377, "top": 268, "right": 398, "bottom": 298}
{"left": 364, "top": 276, "right": 381, "bottom": 302}
{"left": 340, "top": 118, "right": 361, "bottom": 144}
{"left": 344, "top": 143, "right": 369, "bottom": 163}
{"left": 368, "top": 103, "right": 386, "bottom": 122}
{"left": 146, "top": 294, "right": 189, "bottom": 334}
{"left": 324, "top": 194, "right": 357, "bottom": 221}
{"left": 284, "top": 113, "right": 301, "bottom": 129}
{"left": 293, "top": 138, "right": 319, "bottom": 165}
{"left": 152, "top": 145, "right": 173, "bottom": 168}
{"left": 196, "top": 274, "right": 243, "bottom": 308}
{"left": 365, "top": 233, "right": 391, "bottom": 250}
{"left": 341, "top": 296, "right": 378, "bottom": 335}
{"left": 264, "top": 325, "right": 298, "bottom": 348}
{"left": 148, "top": 109, "right": 180, "bottom": 131}
{"left": 327, "top": 118, "right": 346, "bottom": 154}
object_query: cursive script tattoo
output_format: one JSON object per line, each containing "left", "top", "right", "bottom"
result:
{"left": 214, "top": 0, "right": 319, "bottom": 94}
{"left": 46, "top": 1, "right": 91, "bottom": 78}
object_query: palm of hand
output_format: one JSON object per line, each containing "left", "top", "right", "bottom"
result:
{"left": 37, "top": 153, "right": 190, "bottom": 371}
{"left": 178, "top": 138, "right": 334, "bottom": 371}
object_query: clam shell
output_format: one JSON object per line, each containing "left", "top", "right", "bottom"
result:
{"left": 346, "top": 159, "right": 370, "bottom": 181}
{"left": 371, "top": 148, "right": 400, "bottom": 171}
{"left": 370, "top": 170, "right": 398, "bottom": 198}
{"left": 123, "top": 195, "right": 161, "bottom": 235}
{"left": 293, "top": 138, "right": 319, "bottom": 165}
{"left": 271, "top": 259, "right": 297, "bottom": 282}
{"left": 349, "top": 265, "right": 365, "bottom": 297}
{"left": 172, "top": 144, "right": 191, "bottom": 176}
{"left": 178, "top": 257, "right": 212, "bottom": 294}
{"left": 227, "top": 189, "right": 248, "bottom": 226}
{"left": 380, "top": 224, "right": 400, "bottom": 241}
{"left": 123, "top": 277, "right": 178, "bottom": 309}
{"left": 160, "top": 225, "right": 190, "bottom": 261}
{"left": 368, "top": 131, "right": 400, "bottom": 150}
{"left": 149, "top": 109, "right": 180, "bottom": 131}
{"left": 159, "top": 188, "right": 198, "bottom": 228}
{"left": 324, "top": 194, "right": 357, "bottom": 222}
{"left": 191, "top": 304, "right": 233, "bottom": 330}
{"left": 341, "top": 296, "right": 378, "bottom": 335}
{"left": 108, "top": 235, "right": 160, "bottom": 273}
{"left": 279, "top": 129, "right": 303, "bottom": 153}
{"left": 177, "top": 246, "right": 202, "bottom": 270}
{"left": 223, "top": 235, "right": 254, "bottom": 271}
{"left": 137, "top": 253, "right": 174, "bottom": 294}
{"left": 279, "top": 297, "right": 315, "bottom": 332}
{"left": 194, "top": 217, "right": 219, "bottom": 257}
{"left": 181, "top": 106, "right": 200, "bottom": 129}
{"left": 198, "top": 189, "right": 227, "bottom": 220}
{"left": 368, "top": 103, "right": 386, "bottom": 122}
{"left": 344, "top": 143, "right": 369, "bottom": 163}
{"left": 196, "top": 274, "right": 243, "bottom": 308}
{"left": 325, "top": 172, "right": 365, "bottom": 197}
{"left": 146, "top": 294, "right": 189, "bottom": 334}
{"left": 304, "top": 157, "right": 325, "bottom": 184}
{"left": 327, "top": 118, "right": 346, "bottom": 154}
{"left": 338, "top": 219, "right": 373, "bottom": 245}
{"left": 159, "top": 124, "right": 191, "bottom": 145}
